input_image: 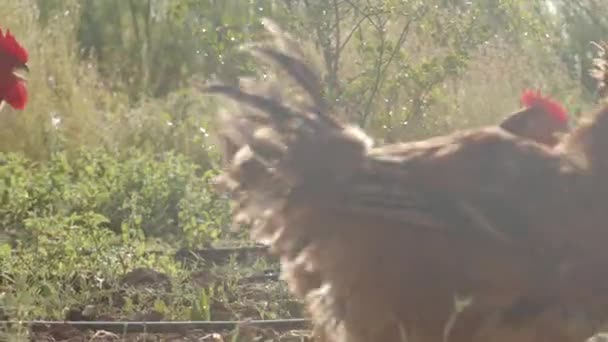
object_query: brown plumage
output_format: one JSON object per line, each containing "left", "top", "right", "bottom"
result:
{"left": 205, "top": 19, "right": 608, "bottom": 342}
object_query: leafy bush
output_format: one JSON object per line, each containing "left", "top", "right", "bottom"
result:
{"left": 0, "top": 147, "right": 235, "bottom": 322}
{"left": 0, "top": 148, "right": 230, "bottom": 247}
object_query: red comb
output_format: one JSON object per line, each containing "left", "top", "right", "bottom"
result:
{"left": 0, "top": 28, "right": 28, "bottom": 65}
{"left": 520, "top": 89, "right": 568, "bottom": 123}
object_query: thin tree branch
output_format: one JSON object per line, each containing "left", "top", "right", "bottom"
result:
{"left": 338, "top": 15, "right": 367, "bottom": 55}
{"left": 360, "top": 7, "right": 429, "bottom": 126}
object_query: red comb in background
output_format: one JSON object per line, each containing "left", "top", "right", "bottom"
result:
{"left": 520, "top": 89, "right": 568, "bottom": 123}
{"left": 0, "top": 27, "right": 28, "bottom": 111}
{"left": 0, "top": 28, "right": 28, "bottom": 65}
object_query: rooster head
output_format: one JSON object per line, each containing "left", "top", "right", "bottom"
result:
{"left": 499, "top": 89, "right": 569, "bottom": 146}
{"left": 520, "top": 89, "right": 568, "bottom": 124}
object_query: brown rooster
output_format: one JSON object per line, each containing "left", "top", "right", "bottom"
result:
{"left": 206, "top": 19, "right": 608, "bottom": 342}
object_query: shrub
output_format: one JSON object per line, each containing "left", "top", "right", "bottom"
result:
{"left": 0, "top": 148, "right": 230, "bottom": 247}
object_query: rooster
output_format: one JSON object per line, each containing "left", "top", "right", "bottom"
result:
{"left": 206, "top": 19, "right": 608, "bottom": 342}
{"left": 0, "top": 27, "right": 28, "bottom": 111}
